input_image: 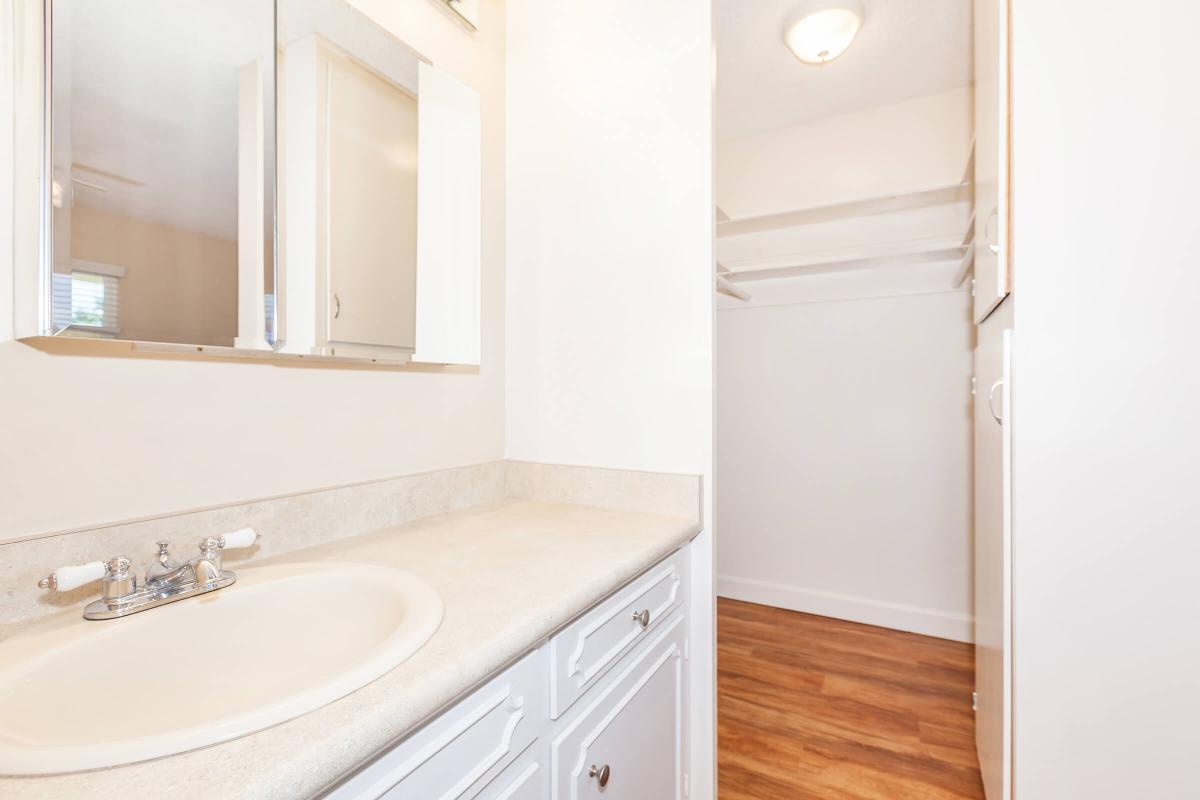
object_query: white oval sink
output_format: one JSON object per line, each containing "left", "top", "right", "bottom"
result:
{"left": 0, "top": 561, "right": 443, "bottom": 775}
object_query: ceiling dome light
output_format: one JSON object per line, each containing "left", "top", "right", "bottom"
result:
{"left": 784, "top": 0, "right": 865, "bottom": 65}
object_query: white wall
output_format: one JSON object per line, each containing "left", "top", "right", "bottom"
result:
{"left": 504, "top": 0, "right": 714, "bottom": 795}
{"left": 1011, "top": 1, "right": 1200, "bottom": 796}
{"left": 717, "top": 290, "right": 974, "bottom": 641}
{"left": 717, "top": 86, "right": 973, "bottom": 219}
{"left": 0, "top": 0, "right": 506, "bottom": 542}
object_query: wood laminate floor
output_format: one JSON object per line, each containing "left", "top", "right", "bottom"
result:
{"left": 717, "top": 598, "right": 985, "bottom": 800}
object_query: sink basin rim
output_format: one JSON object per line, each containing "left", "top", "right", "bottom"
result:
{"left": 0, "top": 560, "right": 443, "bottom": 776}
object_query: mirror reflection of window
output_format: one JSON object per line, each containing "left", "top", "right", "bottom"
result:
{"left": 51, "top": 267, "right": 124, "bottom": 338}
{"left": 50, "top": 0, "right": 274, "bottom": 347}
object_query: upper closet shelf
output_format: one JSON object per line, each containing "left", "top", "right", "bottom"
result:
{"left": 717, "top": 138, "right": 976, "bottom": 238}
{"left": 716, "top": 181, "right": 971, "bottom": 239}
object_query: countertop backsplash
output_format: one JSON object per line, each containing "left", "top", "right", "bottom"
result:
{"left": 0, "top": 461, "right": 701, "bottom": 629}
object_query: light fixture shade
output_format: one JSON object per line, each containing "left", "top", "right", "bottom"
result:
{"left": 784, "top": 0, "right": 865, "bottom": 65}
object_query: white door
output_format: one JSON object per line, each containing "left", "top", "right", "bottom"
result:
{"left": 551, "top": 615, "right": 686, "bottom": 800}
{"left": 973, "top": 0, "right": 1010, "bottom": 323}
{"left": 974, "top": 315, "right": 1012, "bottom": 800}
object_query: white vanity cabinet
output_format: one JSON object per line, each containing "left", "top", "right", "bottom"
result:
{"left": 326, "top": 649, "right": 546, "bottom": 799}
{"left": 475, "top": 744, "right": 547, "bottom": 800}
{"left": 550, "top": 613, "right": 687, "bottom": 799}
{"left": 548, "top": 550, "right": 686, "bottom": 718}
{"left": 323, "top": 547, "right": 691, "bottom": 800}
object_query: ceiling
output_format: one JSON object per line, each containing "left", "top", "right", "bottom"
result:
{"left": 715, "top": 0, "right": 973, "bottom": 142}
{"left": 57, "top": 0, "right": 417, "bottom": 243}
{"left": 59, "top": 0, "right": 274, "bottom": 241}
{"left": 58, "top": 0, "right": 272, "bottom": 241}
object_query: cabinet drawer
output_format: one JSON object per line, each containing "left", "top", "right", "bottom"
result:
{"left": 476, "top": 741, "right": 548, "bottom": 800}
{"left": 326, "top": 650, "right": 547, "bottom": 800}
{"left": 548, "top": 550, "right": 686, "bottom": 718}
{"left": 550, "top": 612, "right": 686, "bottom": 799}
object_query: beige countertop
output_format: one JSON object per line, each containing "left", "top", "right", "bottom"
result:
{"left": 0, "top": 498, "right": 699, "bottom": 799}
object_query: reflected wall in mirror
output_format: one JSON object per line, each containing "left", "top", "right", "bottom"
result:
{"left": 48, "top": 0, "right": 276, "bottom": 349}
{"left": 277, "top": 0, "right": 482, "bottom": 365}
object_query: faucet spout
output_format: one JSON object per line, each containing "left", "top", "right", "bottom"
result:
{"left": 190, "top": 557, "right": 223, "bottom": 585}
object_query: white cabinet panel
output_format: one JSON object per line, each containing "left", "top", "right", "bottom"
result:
{"left": 476, "top": 743, "right": 547, "bottom": 800}
{"left": 973, "top": 0, "right": 1011, "bottom": 323}
{"left": 323, "top": 549, "right": 690, "bottom": 800}
{"left": 326, "top": 649, "right": 546, "bottom": 800}
{"left": 550, "top": 613, "right": 686, "bottom": 800}
{"left": 974, "top": 310, "right": 1012, "bottom": 800}
{"left": 548, "top": 550, "right": 686, "bottom": 718}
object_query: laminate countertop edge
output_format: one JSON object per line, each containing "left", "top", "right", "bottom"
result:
{"left": 0, "top": 498, "right": 701, "bottom": 799}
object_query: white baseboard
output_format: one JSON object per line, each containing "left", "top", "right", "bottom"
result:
{"left": 717, "top": 574, "right": 974, "bottom": 643}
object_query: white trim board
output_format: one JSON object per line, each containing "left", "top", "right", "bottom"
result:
{"left": 717, "top": 574, "right": 974, "bottom": 643}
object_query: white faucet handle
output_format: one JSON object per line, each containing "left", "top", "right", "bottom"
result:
{"left": 38, "top": 560, "right": 107, "bottom": 592}
{"left": 220, "top": 528, "right": 258, "bottom": 550}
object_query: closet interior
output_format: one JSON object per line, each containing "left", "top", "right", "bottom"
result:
{"left": 714, "top": 0, "right": 1013, "bottom": 797}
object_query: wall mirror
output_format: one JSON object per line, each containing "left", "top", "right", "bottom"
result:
{"left": 18, "top": 0, "right": 482, "bottom": 366}
{"left": 43, "top": 0, "right": 276, "bottom": 350}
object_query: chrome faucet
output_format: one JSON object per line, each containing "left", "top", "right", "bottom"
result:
{"left": 144, "top": 537, "right": 228, "bottom": 589}
{"left": 38, "top": 529, "right": 259, "bottom": 620}
{"left": 145, "top": 539, "right": 181, "bottom": 584}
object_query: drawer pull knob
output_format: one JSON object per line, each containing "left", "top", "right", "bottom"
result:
{"left": 632, "top": 608, "right": 650, "bottom": 628}
{"left": 589, "top": 763, "right": 611, "bottom": 787}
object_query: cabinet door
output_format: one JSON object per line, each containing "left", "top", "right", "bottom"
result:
{"left": 974, "top": 313, "right": 1012, "bottom": 800}
{"left": 325, "top": 49, "right": 418, "bottom": 350}
{"left": 973, "top": 0, "right": 1011, "bottom": 323}
{"left": 551, "top": 614, "right": 686, "bottom": 800}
